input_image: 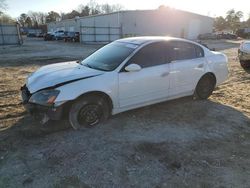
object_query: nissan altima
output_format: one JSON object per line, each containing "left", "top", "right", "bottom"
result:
{"left": 21, "top": 37, "right": 228, "bottom": 129}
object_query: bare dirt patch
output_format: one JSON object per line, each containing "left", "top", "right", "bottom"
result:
{"left": 0, "top": 38, "right": 249, "bottom": 187}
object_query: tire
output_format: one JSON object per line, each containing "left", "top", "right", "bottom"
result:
{"left": 69, "top": 95, "right": 110, "bottom": 130}
{"left": 195, "top": 74, "right": 216, "bottom": 100}
{"left": 240, "top": 60, "right": 250, "bottom": 69}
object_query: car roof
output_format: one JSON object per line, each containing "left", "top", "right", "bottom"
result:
{"left": 116, "top": 36, "right": 196, "bottom": 45}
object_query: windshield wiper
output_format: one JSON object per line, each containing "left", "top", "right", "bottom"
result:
{"left": 83, "top": 63, "right": 108, "bottom": 71}
{"left": 84, "top": 63, "right": 93, "bottom": 68}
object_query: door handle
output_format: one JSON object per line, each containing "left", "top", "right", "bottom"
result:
{"left": 161, "top": 72, "right": 170, "bottom": 77}
{"left": 197, "top": 64, "right": 204, "bottom": 68}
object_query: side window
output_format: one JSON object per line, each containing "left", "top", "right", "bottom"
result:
{"left": 168, "top": 41, "right": 204, "bottom": 61}
{"left": 127, "top": 42, "right": 166, "bottom": 68}
{"left": 195, "top": 45, "right": 204, "bottom": 58}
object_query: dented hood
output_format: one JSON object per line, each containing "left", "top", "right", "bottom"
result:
{"left": 26, "top": 61, "right": 104, "bottom": 93}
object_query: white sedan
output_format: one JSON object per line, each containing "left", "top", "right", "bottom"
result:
{"left": 21, "top": 37, "right": 228, "bottom": 129}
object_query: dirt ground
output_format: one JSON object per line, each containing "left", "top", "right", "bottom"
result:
{"left": 0, "top": 38, "right": 249, "bottom": 188}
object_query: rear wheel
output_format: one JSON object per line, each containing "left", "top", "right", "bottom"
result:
{"left": 195, "top": 74, "right": 216, "bottom": 100}
{"left": 69, "top": 96, "right": 110, "bottom": 130}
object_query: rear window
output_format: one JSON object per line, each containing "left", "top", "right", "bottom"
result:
{"left": 168, "top": 41, "right": 204, "bottom": 61}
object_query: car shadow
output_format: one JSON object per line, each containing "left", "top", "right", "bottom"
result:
{"left": 1, "top": 97, "right": 249, "bottom": 145}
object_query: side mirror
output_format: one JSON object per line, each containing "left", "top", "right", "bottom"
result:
{"left": 125, "top": 64, "right": 142, "bottom": 72}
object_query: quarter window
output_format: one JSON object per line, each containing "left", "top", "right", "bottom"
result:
{"left": 195, "top": 45, "right": 204, "bottom": 58}
{"left": 168, "top": 41, "right": 204, "bottom": 61}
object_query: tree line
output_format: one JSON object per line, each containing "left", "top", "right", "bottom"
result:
{"left": 0, "top": 0, "right": 123, "bottom": 27}
{"left": 214, "top": 9, "right": 250, "bottom": 32}
{"left": 1, "top": 0, "right": 250, "bottom": 34}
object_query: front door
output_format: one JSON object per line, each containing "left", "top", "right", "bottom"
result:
{"left": 118, "top": 42, "right": 170, "bottom": 108}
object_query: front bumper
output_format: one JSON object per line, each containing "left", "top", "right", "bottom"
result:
{"left": 23, "top": 102, "right": 63, "bottom": 121}
{"left": 21, "top": 85, "right": 63, "bottom": 122}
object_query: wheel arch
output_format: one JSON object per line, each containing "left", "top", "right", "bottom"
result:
{"left": 61, "top": 91, "right": 113, "bottom": 118}
{"left": 199, "top": 72, "right": 217, "bottom": 86}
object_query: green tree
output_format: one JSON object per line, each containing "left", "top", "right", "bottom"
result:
{"left": 100, "top": 4, "right": 123, "bottom": 14}
{"left": 225, "top": 9, "right": 243, "bottom": 32}
{"left": 78, "top": 5, "right": 90, "bottom": 17}
{"left": 18, "top": 13, "right": 28, "bottom": 27}
{"left": 0, "top": 13, "right": 15, "bottom": 24}
{"left": 246, "top": 13, "right": 250, "bottom": 27}
{"left": 46, "top": 11, "right": 60, "bottom": 23}
{"left": 0, "top": 0, "right": 7, "bottom": 15}
{"left": 214, "top": 16, "right": 227, "bottom": 31}
{"left": 25, "top": 16, "right": 32, "bottom": 27}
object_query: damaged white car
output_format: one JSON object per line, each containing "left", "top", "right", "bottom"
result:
{"left": 21, "top": 37, "right": 228, "bottom": 129}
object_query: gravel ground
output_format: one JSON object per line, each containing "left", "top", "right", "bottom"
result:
{"left": 0, "top": 38, "right": 249, "bottom": 188}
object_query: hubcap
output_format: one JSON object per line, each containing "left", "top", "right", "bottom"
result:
{"left": 78, "top": 104, "right": 102, "bottom": 126}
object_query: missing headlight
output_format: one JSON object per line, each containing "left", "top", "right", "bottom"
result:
{"left": 29, "top": 89, "right": 60, "bottom": 106}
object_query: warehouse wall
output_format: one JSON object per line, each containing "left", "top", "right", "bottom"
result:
{"left": 79, "top": 13, "right": 121, "bottom": 42}
{"left": 121, "top": 10, "right": 213, "bottom": 40}
{"left": 47, "top": 9, "right": 214, "bottom": 43}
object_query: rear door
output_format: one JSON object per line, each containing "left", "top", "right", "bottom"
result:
{"left": 167, "top": 41, "right": 206, "bottom": 97}
{"left": 118, "top": 42, "right": 170, "bottom": 108}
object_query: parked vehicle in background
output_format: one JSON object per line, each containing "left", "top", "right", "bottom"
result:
{"left": 218, "top": 33, "right": 237, "bottom": 40}
{"left": 44, "top": 32, "right": 55, "bottom": 41}
{"left": 238, "top": 41, "right": 250, "bottom": 68}
{"left": 21, "top": 37, "right": 228, "bottom": 129}
{"left": 198, "top": 33, "right": 217, "bottom": 40}
{"left": 54, "top": 30, "right": 65, "bottom": 40}
{"left": 27, "top": 33, "right": 37, "bottom": 37}
{"left": 64, "top": 32, "right": 80, "bottom": 42}
{"left": 237, "top": 28, "right": 250, "bottom": 39}
{"left": 36, "top": 32, "right": 44, "bottom": 38}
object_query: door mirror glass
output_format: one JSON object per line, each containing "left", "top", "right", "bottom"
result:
{"left": 125, "top": 64, "right": 142, "bottom": 72}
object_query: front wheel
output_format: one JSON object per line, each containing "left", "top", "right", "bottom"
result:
{"left": 69, "top": 96, "right": 110, "bottom": 130}
{"left": 195, "top": 74, "right": 216, "bottom": 100}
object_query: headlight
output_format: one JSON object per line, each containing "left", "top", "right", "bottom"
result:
{"left": 29, "top": 89, "right": 60, "bottom": 106}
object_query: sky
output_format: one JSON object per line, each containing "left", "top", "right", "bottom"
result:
{"left": 5, "top": 0, "right": 250, "bottom": 20}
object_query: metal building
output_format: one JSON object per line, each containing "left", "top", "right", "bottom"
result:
{"left": 0, "top": 23, "right": 22, "bottom": 45}
{"left": 47, "top": 9, "right": 214, "bottom": 43}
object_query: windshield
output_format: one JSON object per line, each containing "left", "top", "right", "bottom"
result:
{"left": 81, "top": 41, "right": 138, "bottom": 71}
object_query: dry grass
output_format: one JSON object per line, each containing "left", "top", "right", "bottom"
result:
{"left": 0, "top": 39, "right": 250, "bottom": 187}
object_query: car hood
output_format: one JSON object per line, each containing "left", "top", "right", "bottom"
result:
{"left": 26, "top": 61, "right": 104, "bottom": 93}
